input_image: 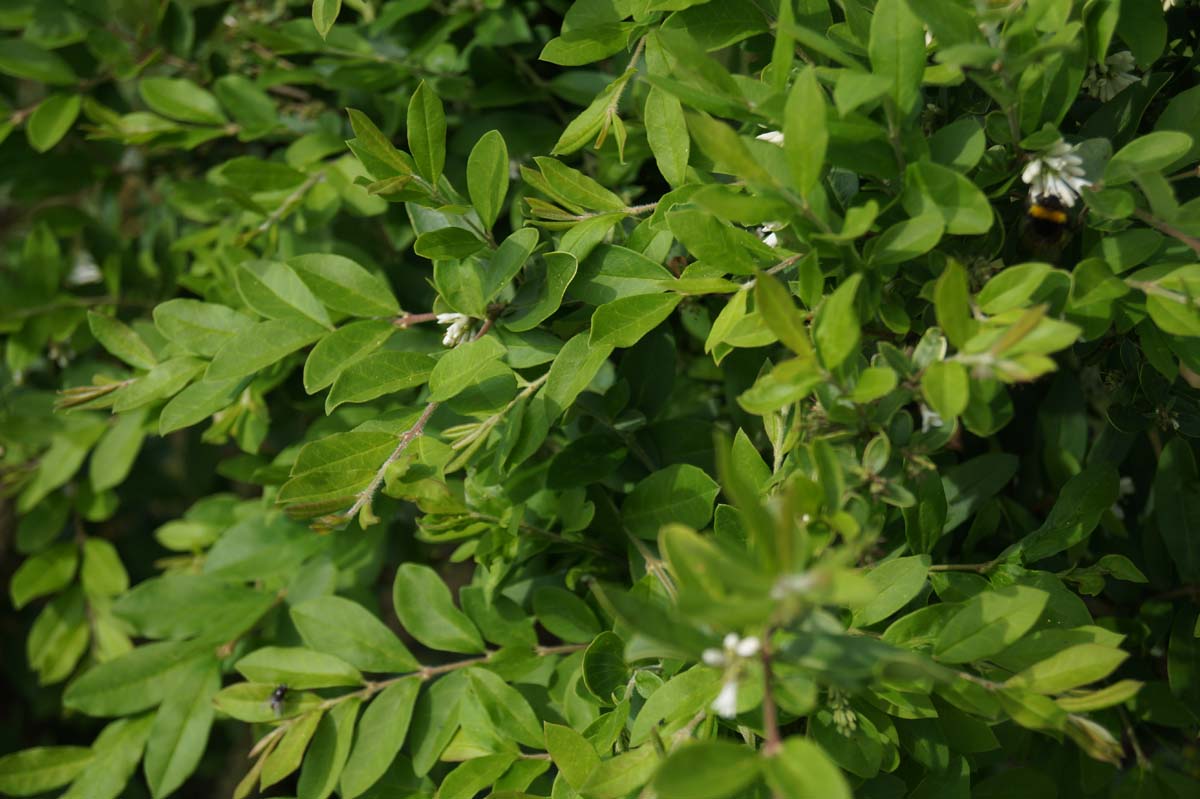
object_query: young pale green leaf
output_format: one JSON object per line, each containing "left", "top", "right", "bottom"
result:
{"left": 325, "top": 350, "right": 434, "bottom": 412}
{"left": 934, "top": 586, "right": 1050, "bottom": 664}
{"left": 814, "top": 273, "right": 862, "bottom": 370}
{"left": 57, "top": 714, "right": 152, "bottom": 799}
{"left": 338, "top": 677, "right": 420, "bottom": 799}
{"left": 303, "top": 320, "right": 394, "bottom": 394}
{"left": 80, "top": 537, "right": 129, "bottom": 599}
{"left": 212, "top": 683, "right": 322, "bottom": 723}
{"left": 784, "top": 67, "right": 827, "bottom": 196}
{"left": 139, "top": 78, "right": 227, "bottom": 125}
{"left": 407, "top": 81, "right": 446, "bottom": 184}
{"left": 288, "top": 254, "right": 400, "bottom": 317}
{"left": 298, "top": 697, "right": 361, "bottom": 799}
{"left": 27, "top": 93, "right": 81, "bottom": 153}
{"left": 291, "top": 596, "right": 419, "bottom": 672}
{"left": 534, "top": 157, "right": 626, "bottom": 212}
{"left": 206, "top": 318, "right": 328, "bottom": 381}
{"left": 645, "top": 87, "right": 689, "bottom": 187}
{"left": 392, "top": 563, "right": 484, "bottom": 654}
{"left": 921, "top": 360, "right": 970, "bottom": 420}
{"left": 1105, "top": 131, "right": 1193, "bottom": 184}
{"left": 579, "top": 746, "right": 659, "bottom": 799}
{"left": 738, "top": 357, "right": 824, "bottom": 414}
{"left": 467, "top": 130, "right": 509, "bottom": 230}
{"left": 629, "top": 667, "right": 723, "bottom": 745}
{"left": 0, "top": 746, "right": 93, "bottom": 798}
{"left": 934, "top": 260, "right": 976, "bottom": 350}
{"left": 755, "top": 271, "right": 813, "bottom": 357}
{"left": 144, "top": 657, "right": 218, "bottom": 799}
{"left": 312, "top": 0, "right": 341, "bottom": 38}
{"left": 763, "top": 737, "right": 852, "bottom": 799}
{"left": 262, "top": 709, "right": 323, "bottom": 789}
{"left": 654, "top": 741, "right": 761, "bottom": 799}
{"left": 87, "top": 312, "right": 157, "bottom": 370}
{"left": 869, "top": 0, "right": 925, "bottom": 116}
{"left": 1006, "top": 644, "right": 1129, "bottom": 694}
{"left": 623, "top": 464, "right": 720, "bottom": 540}
{"left": 533, "top": 586, "right": 601, "bottom": 644}
{"left": 852, "top": 555, "right": 931, "bottom": 628}
{"left": 590, "top": 293, "right": 681, "bottom": 349}
{"left": 235, "top": 647, "right": 363, "bottom": 689}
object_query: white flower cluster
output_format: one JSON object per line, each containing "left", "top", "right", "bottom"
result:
{"left": 702, "top": 633, "right": 760, "bottom": 718}
{"left": 1021, "top": 139, "right": 1091, "bottom": 208}
{"left": 755, "top": 130, "right": 784, "bottom": 146}
{"left": 436, "top": 313, "right": 472, "bottom": 347}
{"left": 1083, "top": 51, "right": 1138, "bottom": 103}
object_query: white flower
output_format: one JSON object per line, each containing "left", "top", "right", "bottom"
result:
{"left": 1021, "top": 139, "right": 1091, "bottom": 208}
{"left": 1083, "top": 51, "right": 1138, "bottom": 103}
{"left": 924, "top": 26, "right": 934, "bottom": 48}
{"left": 1163, "top": 0, "right": 1178, "bottom": 10}
{"left": 757, "top": 220, "right": 784, "bottom": 248}
{"left": 756, "top": 130, "right": 785, "bottom": 146}
{"left": 919, "top": 404, "right": 944, "bottom": 432}
{"left": 712, "top": 679, "right": 740, "bottom": 718}
{"left": 1119, "top": 476, "right": 1135, "bottom": 497}
{"left": 67, "top": 252, "right": 103, "bottom": 286}
{"left": 436, "top": 313, "right": 472, "bottom": 347}
{"left": 771, "top": 571, "right": 817, "bottom": 599}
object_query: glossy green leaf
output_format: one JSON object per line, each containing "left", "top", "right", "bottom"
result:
{"left": 407, "top": 81, "right": 446, "bottom": 184}
{"left": 291, "top": 596, "right": 419, "bottom": 672}
{"left": 935, "top": 586, "right": 1050, "bottom": 664}
{"left": 392, "top": 564, "right": 484, "bottom": 654}
{"left": 467, "top": 130, "right": 509, "bottom": 229}
{"left": 339, "top": 677, "right": 420, "bottom": 799}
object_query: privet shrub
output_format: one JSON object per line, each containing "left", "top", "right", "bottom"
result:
{"left": 3, "top": 0, "right": 1200, "bottom": 797}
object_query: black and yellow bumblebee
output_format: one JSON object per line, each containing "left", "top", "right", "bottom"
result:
{"left": 1019, "top": 194, "right": 1075, "bottom": 261}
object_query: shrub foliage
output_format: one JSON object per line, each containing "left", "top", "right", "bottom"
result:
{"left": 3, "top": 1, "right": 1200, "bottom": 798}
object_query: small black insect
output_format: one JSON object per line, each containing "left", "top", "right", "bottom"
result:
{"left": 268, "top": 684, "right": 288, "bottom": 717}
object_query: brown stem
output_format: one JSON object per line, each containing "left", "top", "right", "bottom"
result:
{"left": 929, "top": 561, "right": 996, "bottom": 573}
{"left": 393, "top": 311, "right": 441, "bottom": 328}
{"left": 1133, "top": 208, "right": 1200, "bottom": 256}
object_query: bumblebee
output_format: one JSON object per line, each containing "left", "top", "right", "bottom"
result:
{"left": 1019, "top": 194, "right": 1074, "bottom": 261}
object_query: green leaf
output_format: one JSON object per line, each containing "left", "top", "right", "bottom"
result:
{"left": 784, "top": 67, "right": 827, "bottom": 196}
{"left": 504, "top": 251, "right": 578, "bottom": 332}
{"left": 407, "top": 81, "right": 446, "bottom": 184}
{"left": 814, "top": 274, "right": 862, "bottom": 370}
{"left": 10, "top": 541, "right": 78, "bottom": 609}
{"left": 346, "top": 108, "right": 413, "bottom": 178}
{"left": 437, "top": 754, "right": 516, "bottom": 799}
{"left": 409, "top": 671, "right": 466, "bottom": 776}
{"left": 590, "top": 293, "right": 681, "bottom": 349}
{"left": 579, "top": 746, "right": 659, "bottom": 799}
{"left": 288, "top": 254, "right": 400, "bottom": 317}
{"left": 870, "top": 214, "right": 945, "bottom": 265}
{"left": 262, "top": 709, "right": 323, "bottom": 788}
{"left": 325, "top": 350, "right": 434, "bottom": 412}
{"left": 158, "top": 378, "right": 243, "bottom": 435}
{"left": 339, "top": 677, "right": 420, "bottom": 799}
{"left": 87, "top": 312, "right": 157, "bottom": 370}
{"left": 392, "top": 563, "right": 484, "bottom": 653}
{"left": 483, "top": 227, "right": 539, "bottom": 302}
{"left": 934, "top": 586, "right": 1050, "bottom": 664}
{"left": 467, "top": 130, "right": 509, "bottom": 230}
{"left": 154, "top": 300, "right": 253, "bottom": 357}
{"left": 235, "top": 259, "right": 332, "bottom": 327}
{"left": 978, "top": 263, "right": 1053, "bottom": 315}
{"left": 544, "top": 722, "right": 600, "bottom": 790}
{"left": 1105, "top": 131, "right": 1193, "bottom": 185}
{"left": 921, "top": 360, "right": 970, "bottom": 420}
{"left": 0, "top": 747, "right": 92, "bottom": 797}
{"left": 934, "top": 260, "right": 976, "bottom": 350}
{"left": 629, "top": 667, "right": 722, "bottom": 745}
{"left": 213, "top": 683, "right": 322, "bottom": 723}
{"left": 277, "top": 430, "right": 397, "bottom": 509}
{"left": 465, "top": 666, "right": 543, "bottom": 747}
{"left": 583, "top": 631, "right": 629, "bottom": 704}
{"left": 427, "top": 334, "right": 506, "bottom": 403}
{"left": 869, "top": 0, "right": 926, "bottom": 116}
{"left": 852, "top": 555, "right": 931, "bottom": 628}
{"left": 206, "top": 318, "right": 327, "bottom": 381}
{"left": 80, "top": 537, "right": 129, "bottom": 599}
{"left": 139, "top": 78, "right": 228, "bottom": 125}
{"left": 144, "top": 658, "right": 219, "bottom": 799}
{"left": 312, "top": 0, "right": 341, "bottom": 38}
{"left": 58, "top": 714, "right": 152, "bottom": 799}
{"left": 113, "top": 574, "right": 275, "bottom": 640}
{"left": 645, "top": 87, "right": 689, "bottom": 187}
{"left": 903, "top": 161, "right": 993, "bottom": 235}
{"left": 653, "top": 741, "right": 761, "bottom": 799}
{"left": 26, "top": 93, "right": 81, "bottom": 153}
{"left": 0, "top": 39, "right": 76, "bottom": 84}
{"left": 755, "top": 272, "right": 813, "bottom": 358}
{"left": 112, "top": 357, "right": 205, "bottom": 413}
{"left": 63, "top": 641, "right": 209, "bottom": 716}
{"left": 534, "top": 156, "right": 626, "bottom": 212}
{"left": 90, "top": 408, "right": 146, "bottom": 493}
{"left": 236, "top": 647, "right": 363, "bottom": 689}
{"left": 1007, "top": 644, "right": 1129, "bottom": 694}
{"left": 303, "top": 320, "right": 395, "bottom": 394}
{"left": 213, "top": 75, "right": 277, "bottom": 138}
{"left": 685, "top": 113, "right": 773, "bottom": 185}
{"left": 763, "top": 737, "right": 852, "bottom": 799}
{"left": 291, "top": 596, "right": 419, "bottom": 672}
{"left": 738, "top": 357, "right": 823, "bottom": 414}
{"left": 1016, "top": 464, "right": 1119, "bottom": 562}
{"left": 533, "top": 586, "right": 601, "bottom": 644}
{"left": 623, "top": 464, "right": 720, "bottom": 540}
{"left": 413, "top": 228, "right": 486, "bottom": 261}
{"left": 298, "top": 697, "right": 361, "bottom": 799}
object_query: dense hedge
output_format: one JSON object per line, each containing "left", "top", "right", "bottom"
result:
{"left": 3, "top": 1, "right": 1200, "bottom": 798}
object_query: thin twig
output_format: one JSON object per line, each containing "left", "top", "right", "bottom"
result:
{"left": 1132, "top": 208, "right": 1200, "bottom": 256}
{"left": 240, "top": 171, "right": 326, "bottom": 246}
{"left": 341, "top": 401, "right": 439, "bottom": 522}
{"left": 928, "top": 561, "right": 996, "bottom": 574}
{"left": 393, "top": 311, "right": 441, "bottom": 328}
